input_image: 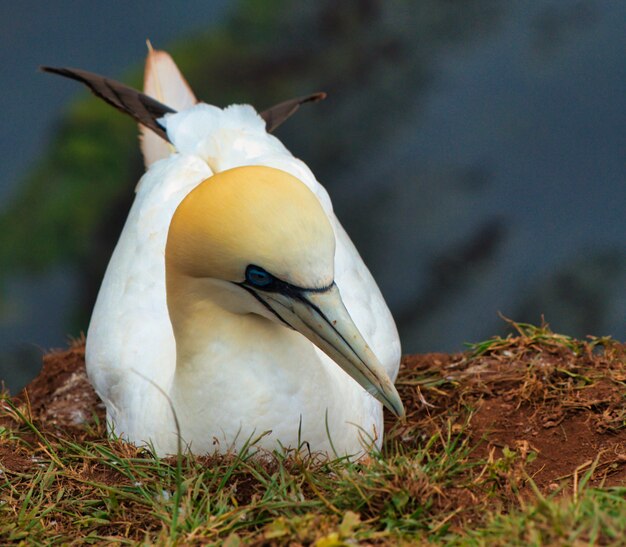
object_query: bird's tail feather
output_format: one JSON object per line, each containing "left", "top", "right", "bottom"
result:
{"left": 140, "top": 42, "right": 197, "bottom": 167}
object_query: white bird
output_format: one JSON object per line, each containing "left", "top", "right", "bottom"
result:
{"left": 44, "top": 49, "right": 402, "bottom": 457}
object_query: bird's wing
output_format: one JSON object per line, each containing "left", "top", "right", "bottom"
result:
{"left": 140, "top": 45, "right": 197, "bottom": 168}
{"left": 85, "top": 154, "right": 212, "bottom": 441}
{"left": 330, "top": 217, "right": 401, "bottom": 380}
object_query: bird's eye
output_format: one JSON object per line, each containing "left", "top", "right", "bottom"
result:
{"left": 245, "top": 265, "right": 273, "bottom": 288}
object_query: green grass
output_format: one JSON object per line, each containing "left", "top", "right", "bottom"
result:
{"left": 1, "top": 325, "right": 625, "bottom": 544}
{"left": 2, "top": 406, "right": 624, "bottom": 544}
{"left": 0, "top": 416, "right": 466, "bottom": 543}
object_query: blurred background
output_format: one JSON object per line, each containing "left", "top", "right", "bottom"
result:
{"left": 1, "top": 0, "right": 624, "bottom": 392}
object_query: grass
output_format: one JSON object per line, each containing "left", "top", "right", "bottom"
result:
{"left": 0, "top": 419, "right": 471, "bottom": 543}
{"left": 1, "top": 322, "right": 625, "bottom": 544}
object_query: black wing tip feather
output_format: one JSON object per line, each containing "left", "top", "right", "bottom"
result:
{"left": 40, "top": 65, "right": 62, "bottom": 75}
{"left": 43, "top": 64, "right": 327, "bottom": 136}
{"left": 41, "top": 65, "right": 76, "bottom": 76}
{"left": 306, "top": 91, "right": 327, "bottom": 103}
{"left": 261, "top": 92, "right": 328, "bottom": 133}
{"left": 41, "top": 65, "right": 174, "bottom": 141}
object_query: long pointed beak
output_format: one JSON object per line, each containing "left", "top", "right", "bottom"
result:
{"left": 248, "top": 283, "right": 404, "bottom": 417}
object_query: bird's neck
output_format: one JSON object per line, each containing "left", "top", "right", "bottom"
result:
{"left": 167, "top": 273, "right": 226, "bottom": 362}
{"left": 166, "top": 271, "right": 280, "bottom": 372}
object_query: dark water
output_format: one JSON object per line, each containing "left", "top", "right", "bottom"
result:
{"left": 1, "top": 1, "right": 624, "bottom": 390}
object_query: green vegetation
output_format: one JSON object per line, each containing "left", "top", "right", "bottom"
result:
{"left": 1, "top": 405, "right": 625, "bottom": 545}
{"left": 1, "top": 323, "right": 625, "bottom": 544}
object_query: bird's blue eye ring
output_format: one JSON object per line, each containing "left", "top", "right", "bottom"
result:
{"left": 245, "top": 265, "right": 273, "bottom": 287}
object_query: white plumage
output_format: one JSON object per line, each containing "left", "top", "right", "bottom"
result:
{"left": 84, "top": 50, "right": 401, "bottom": 457}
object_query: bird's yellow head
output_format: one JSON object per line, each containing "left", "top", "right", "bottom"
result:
{"left": 166, "top": 166, "right": 335, "bottom": 289}
{"left": 165, "top": 165, "right": 404, "bottom": 418}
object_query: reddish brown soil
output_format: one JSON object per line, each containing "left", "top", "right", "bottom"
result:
{"left": 12, "top": 338, "right": 104, "bottom": 428}
{"left": 5, "top": 335, "right": 626, "bottom": 494}
{"left": 470, "top": 387, "right": 626, "bottom": 491}
{"left": 387, "top": 337, "right": 626, "bottom": 493}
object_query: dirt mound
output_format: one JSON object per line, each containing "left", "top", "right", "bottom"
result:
{"left": 385, "top": 327, "right": 626, "bottom": 492}
{"left": 12, "top": 338, "right": 104, "bottom": 428}
{"left": 6, "top": 326, "right": 626, "bottom": 492}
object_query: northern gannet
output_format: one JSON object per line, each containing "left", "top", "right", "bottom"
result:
{"left": 44, "top": 49, "right": 402, "bottom": 457}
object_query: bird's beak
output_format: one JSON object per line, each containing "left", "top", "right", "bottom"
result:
{"left": 245, "top": 283, "right": 405, "bottom": 417}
